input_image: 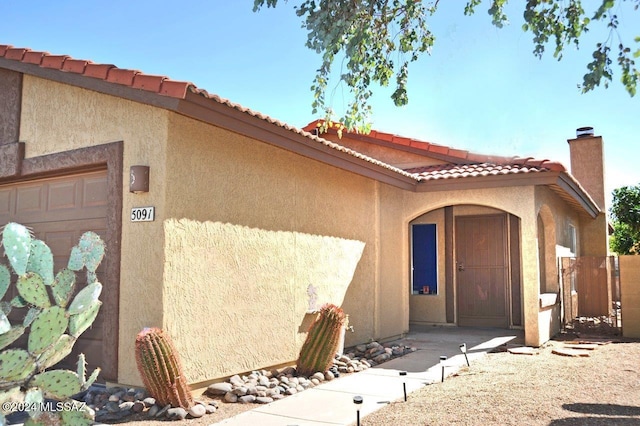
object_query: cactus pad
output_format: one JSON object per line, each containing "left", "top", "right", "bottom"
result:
{"left": 68, "top": 282, "right": 102, "bottom": 315}
{"left": 10, "top": 295, "right": 27, "bottom": 308}
{"left": 1, "top": 222, "right": 32, "bottom": 276}
{"left": 0, "top": 264, "right": 10, "bottom": 300}
{"left": 24, "top": 388, "right": 44, "bottom": 420}
{"left": 69, "top": 300, "right": 101, "bottom": 337}
{"left": 84, "top": 367, "right": 100, "bottom": 390}
{"left": 67, "top": 232, "right": 105, "bottom": 274}
{"left": 0, "top": 348, "right": 36, "bottom": 382}
{"left": 60, "top": 402, "right": 94, "bottom": 425}
{"left": 23, "top": 307, "right": 41, "bottom": 328}
{"left": 0, "top": 386, "right": 22, "bottom": 414}
{"left": 0, "top": 312, "right": 10, "bottom": 334}
{"left": 78, "top": 231, "right": 105, "bottom": 273}
{"left": 0, "top": 325, "right": 25, "bottom": 350}
{"left": 36, "top": 334, "right": 75, "bottom": 371}
{"left": 26, "top": 239, "right": 54, "bottom": 286}
{"left": 51, "top": 268, "right": 76, "bottom": 307}
{"left": 0, "top": 302, "right": 10, "bottom": 316}
{"left": 67, "top": 245, "right": 84, "bottom": 271}
{"left": 28, "top": 306, "right": 68, "bottom": 355}
{"left": 17, "top": 273, "right": 51, "bottom": 309}
{"left": 30, "top": 370, "right": 82, "bottom": 400}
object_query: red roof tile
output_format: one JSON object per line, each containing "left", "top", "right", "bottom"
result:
{"left": 303, "top": 119, "right": 568, "bottom": 174}
{"left": 5, "top": 48, "right": 27, "bottom": 61}
{"left": 23, "top": 51, "right": 46, "bottom": 65}
{"left": 106, "top": 68, "right": 139, "bottom": 86}
{"left": 132, "top": 74, "right": 165, "bottom": 92}
{"left": 84, "top": 63, "right": 115, "bottom": 79}
{"left": 62, "top": 59, "right": 89, "bottom": 74}
{"left": 41, "top": 55, "right": 69, "bottom": 69}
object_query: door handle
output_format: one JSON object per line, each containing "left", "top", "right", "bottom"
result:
{"left": 457, "top": 262, "right": 465, "bottom": 272}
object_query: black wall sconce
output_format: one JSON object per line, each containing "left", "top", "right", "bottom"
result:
{"left": 130, "top": 165, "right": 150, "bottom": 193}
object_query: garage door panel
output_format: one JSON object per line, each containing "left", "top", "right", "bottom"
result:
{"left": 16, "top": 185, "right": 44, "bottom": 214}
{"left": 0, "top": 188, "right": 11, "bottom": 215}
{"left": 48, "top": 180, "right": 79, "bottom": 211}
{"left": 83, "top": 176, "right": 108, "bottom": 208}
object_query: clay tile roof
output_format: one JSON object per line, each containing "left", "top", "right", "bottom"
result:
{"left": 303, "top": 119, "right": 568, "bottom": 177}
{"left": 0, "top": 44, "right": 194, "bottom": 98}
{"left": 406, "top": 163, "right": 554, "bottom": 181}
{"left": 0, "top": 44, "right": 570, "bottom": 188}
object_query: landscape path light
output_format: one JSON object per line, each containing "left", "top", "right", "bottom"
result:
{"left": 353, "top": 395, "right": 363, "bottom": 426}
{"left": 399, "top": 371, "right": 407, "bottom": 401}
{"left": 460, "top": 343, "right": 470, "bottom": 366}
{"left": 440, "top": 356, "right": 448, "bottom": 382}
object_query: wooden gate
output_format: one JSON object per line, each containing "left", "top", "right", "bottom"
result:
{"left": 560, "top": 256, "right": 617, "bottom": 322}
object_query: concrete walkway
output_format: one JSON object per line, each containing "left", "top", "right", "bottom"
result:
{"left": 212, "top": 326, "right": 524, "bottom": 426}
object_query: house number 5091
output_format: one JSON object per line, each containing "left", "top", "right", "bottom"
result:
{"left": 131, "top": 207, "right": 155, "bottom": 222}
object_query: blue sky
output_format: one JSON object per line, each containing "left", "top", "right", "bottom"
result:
{"left": 4, "top": 1, "right": 639, "bottom": 207}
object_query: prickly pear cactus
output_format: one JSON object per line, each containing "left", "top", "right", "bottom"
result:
{"left": 0, "top": 222, "right": 105, "bottom": 425}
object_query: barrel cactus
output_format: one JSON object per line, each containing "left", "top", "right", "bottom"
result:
{"left": 296, "top": 303, "right": 348, "bottom": 377}
{"left": 135, "top": 327, "right": 193, "bottom": 409}
{"left": 0, "top": 222, "right": 104, "bottom": 425}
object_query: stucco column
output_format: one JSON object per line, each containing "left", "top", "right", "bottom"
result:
{"left": 521, "top": 214, "right": 541, "bottom": 347}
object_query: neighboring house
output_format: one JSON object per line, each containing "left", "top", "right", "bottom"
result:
{"left": 0, "top": 45, "right": 608, "bottom": 390}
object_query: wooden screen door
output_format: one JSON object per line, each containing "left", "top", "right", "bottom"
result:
{"left": 455, "top": 214, "right": 509, "bottom": 327}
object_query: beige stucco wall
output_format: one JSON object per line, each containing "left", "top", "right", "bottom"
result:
{"left": 20, "top": 76, "right": 169, "bottom": 385}
{"left": 620, "top": 256, "right": 640, "bottom": 338}
{"left": 161, "top": 114, "right": 405, "bottom": 385}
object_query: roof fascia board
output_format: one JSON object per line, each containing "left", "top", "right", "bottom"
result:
{"left": 414, "top": 172, "right": 554, "bottom": 192}
{"left": 0, "top": 58, "right": 182, "bottom": 111}
{"left": 178, "top": 93, "right": 419, "bottom": 190}
{"left": 555, "top": 172, "right": 600, "bottom": 218}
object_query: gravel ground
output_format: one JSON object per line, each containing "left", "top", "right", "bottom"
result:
{"left": 101, "top": 320, "right": 640, "bottom": 426}
{"left": 363, "top": 328, "right": 640, "bottom": 425}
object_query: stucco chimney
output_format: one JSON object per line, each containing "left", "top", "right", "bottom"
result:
{"left": 567, "top": 127, "right": 606, "bottom": 210}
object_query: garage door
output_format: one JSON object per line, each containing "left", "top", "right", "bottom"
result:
{"left": 0, "top": 169, "right": 108, "bottom": 378}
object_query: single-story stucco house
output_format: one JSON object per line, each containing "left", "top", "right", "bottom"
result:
{"left": 0, "top": 44, "right": 609, "bottom": 390}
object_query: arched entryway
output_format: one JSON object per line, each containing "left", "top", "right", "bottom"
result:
{"left": 409, "top": 205, "right": 522, "bottom": 328}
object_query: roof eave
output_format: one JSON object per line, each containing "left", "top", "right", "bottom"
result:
{"left": 177, "top": 91, "right": 419, "bottom": 190}
{"left": 554, "top": 172, "right": 601, "bottom": 218}
{"left": 414, "top": 170, "right": 600, "bottom": 218}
